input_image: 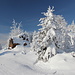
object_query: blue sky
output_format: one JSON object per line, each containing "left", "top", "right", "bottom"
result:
{"left": 0, "top": 0, "right": 75, "bottom": 45}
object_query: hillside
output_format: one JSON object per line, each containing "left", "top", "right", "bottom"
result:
{"left": 0, "top": 45, "right": 75, "bottom": 75}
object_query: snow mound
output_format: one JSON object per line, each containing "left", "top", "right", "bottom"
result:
{"left": 0, "top": 46, "right": 75, "bottom": 75}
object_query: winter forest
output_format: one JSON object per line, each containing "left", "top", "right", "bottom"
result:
{"left": 8, "top": 6, "right": 75, "bottom": 61}
{"left": 0, "top": 6, "right": 75, "bottom": 75}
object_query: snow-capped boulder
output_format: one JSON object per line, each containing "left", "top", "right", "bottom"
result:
{"left": 8, "top": 33, "right": 31, "bottom": 49}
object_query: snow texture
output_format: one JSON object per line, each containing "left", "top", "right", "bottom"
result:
{"left": 0, "top": 46, "right": 75, "bottom": 75}
{"left": 1, "top": 6, "right": 75, "bottom": 75}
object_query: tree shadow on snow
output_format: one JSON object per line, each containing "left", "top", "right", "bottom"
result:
{"left": 0, "top": 51, "right": 12, "bottom": 56}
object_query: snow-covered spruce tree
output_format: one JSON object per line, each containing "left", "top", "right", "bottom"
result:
{"left": 9, "top": 19, "right": 23, "bottom": 38}
{"left": 31, "top": 31, "right": 44, "bottom": 52}
{"left": 66, "top": 20, "right": 75, "bottom": 50}
{"left": 28, "top": 32, "right": 33, "bottom": 43}
{"left": 31, "top": 31, "right": 37, "bottom": 51}
{"left": 7, "top": 19, "right": 23, "bottom": 48}
{"left": 32, "top": 6, "right": 67, "bottom": 62}
{"left": 32, "top": 6, "right": 56, "bottom": 62}
{"left": 54, "top": 15, "right": 67, "bottom": 50}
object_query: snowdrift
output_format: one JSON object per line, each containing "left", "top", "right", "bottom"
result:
{"left": 0, "top": 45, "right": 75, "bottom": 75}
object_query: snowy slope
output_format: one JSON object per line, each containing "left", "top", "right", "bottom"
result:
{"left": 0, "top": 46, "right": 75, "bottom": 75}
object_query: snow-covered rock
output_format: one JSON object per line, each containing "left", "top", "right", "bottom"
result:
{"left": 8, "top": 32, "right": 31, "bottom": 49}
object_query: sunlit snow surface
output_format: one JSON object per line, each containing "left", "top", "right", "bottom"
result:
{"left": 0, "top": 45, "right": 75, "bottom": 75}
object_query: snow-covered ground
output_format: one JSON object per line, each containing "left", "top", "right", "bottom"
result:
{"left": 0, "top": 45, "right": 75, "bottom": 75}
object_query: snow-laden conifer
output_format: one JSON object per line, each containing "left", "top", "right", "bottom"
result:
{"left": 9, "top": 19, "right": 23, "bottom": 38}
{"left": 66, "top": 20, "right": 75, "bottom": 50}
{"left": 32, "top": 6, "right": 67, "bottom": 62}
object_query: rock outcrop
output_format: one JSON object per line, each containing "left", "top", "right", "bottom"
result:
{"left": 8, "top": 38, "right": 20, "bottom": 49}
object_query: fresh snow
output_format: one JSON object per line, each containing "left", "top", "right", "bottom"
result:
{"left": 1, "top": 6, "right": 75, "bottom": 75}
{"left": 0, "top": 45, "right": 75, "bottom": 75}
